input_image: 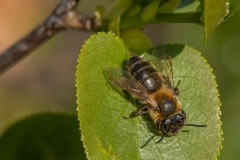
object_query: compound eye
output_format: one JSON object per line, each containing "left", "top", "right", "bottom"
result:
{"left": 175, "top": 111, "right": 186, "bottom": 124}
{"left": 172, "top": 115, "right": 183, "bottom": 125}
{"left": 176, "top": 114, "right": 183, "bottom": 121}
{"left": 162, "top": 119, "right": 171, "bottom": 133}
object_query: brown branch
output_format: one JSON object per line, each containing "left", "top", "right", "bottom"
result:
{"left": 0, "top": 0, "right": 100, "bottom": 75}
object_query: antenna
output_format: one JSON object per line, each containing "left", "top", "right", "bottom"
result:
{"left": 184, "top": 124, "right": 207, "bottom": 127}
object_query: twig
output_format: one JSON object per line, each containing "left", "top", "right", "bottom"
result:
{"left": 0, "top": 0, "right": 100, "bottom": 74}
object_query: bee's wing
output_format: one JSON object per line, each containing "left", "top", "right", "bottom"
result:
{"left": 103, "top": 68, "right": 158, "bottom": 108}
{"left": 154, "top": 55, "right": 174, "bottom": 88}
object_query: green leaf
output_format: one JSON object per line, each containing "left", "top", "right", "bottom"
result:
{"left": 108, "top": 16, "right": 121, "bottom": 35}
{"left": 201, "top": 0, "right": 229, "bottom": 44}
{"left": 157, "top": 0, "right": 181, "bottom": 13}
{"left": 76, "top": 32, "right": 222, "bottom": 160}
{"left": 103, "top": 0, "right": 133, "bottom": 20}
{"left": 0, "top": 113, "right": 86, "bottom": 160}
{"left": 124, "top": 4, "right": 141, "bottom": 17}
{"left": 121, "top": 28, "right": 153, "bottom": 54}
{"left": 140, "top": 1, "right": 160, "bottom": 22}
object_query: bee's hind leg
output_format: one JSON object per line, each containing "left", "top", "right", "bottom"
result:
{"left": 123, "top": 105, "right": 150, "bottom": 119}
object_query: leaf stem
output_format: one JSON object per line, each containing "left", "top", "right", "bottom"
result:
{"left": 120, "top": 12, "right": 202, "bottom": 29}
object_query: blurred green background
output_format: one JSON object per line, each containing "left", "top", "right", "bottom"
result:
{"left": 0, "top": 0, "right": 239, "bottom": 159}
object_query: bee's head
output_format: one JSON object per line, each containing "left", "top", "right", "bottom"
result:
{"left": 160, "top": 110, "right": 186, "bottom": 136}
{"left": 156, "top": 109, "right": 206, "bottom": 143}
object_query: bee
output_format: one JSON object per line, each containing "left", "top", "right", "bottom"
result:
{"left": 103, "top": 55, "right": 206, "bottom": 143}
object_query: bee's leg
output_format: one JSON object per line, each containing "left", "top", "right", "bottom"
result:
{"left": 156, "top": 134, "right": 165, "bottom": 143}
{"left": 174, "top": 80, "right": 181, "bottom": 95}
{"left": 123, "top": 105, "right": 150, "bottom": 119}
{"left": 156, "top": 120, "right": 162, "bottom": 131}
{"left": 135, "top": 105, "right": 150, "bottom": 116}
{"left": 155, "top": 120, "right": 165, "bottom": 143}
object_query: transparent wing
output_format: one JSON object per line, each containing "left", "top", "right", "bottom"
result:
{"left": 153, "top": 55, "right": 174, "bottom": 89}
{"left": 103, "top": 68, "right": 158, "bottom": 109}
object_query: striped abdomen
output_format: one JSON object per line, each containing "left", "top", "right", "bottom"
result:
{"left": 128, "top": 56, "right": 162, "bottom": 92}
